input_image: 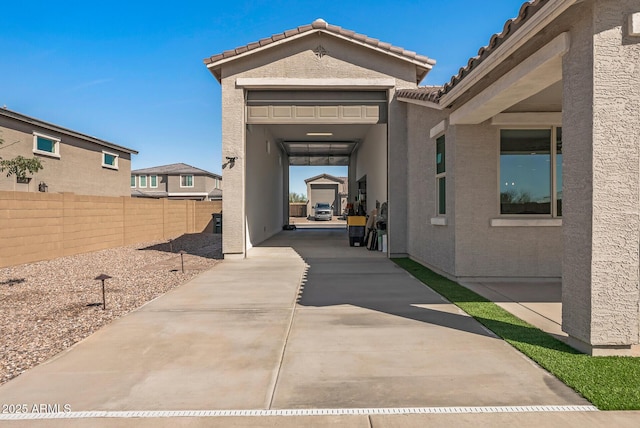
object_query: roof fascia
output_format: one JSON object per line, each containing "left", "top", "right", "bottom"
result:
{"left": 0, "top": 109, "right": 138, "bottom": 154}
{"left": 397, "top": 96, "right": 444, "bottom": 110}
{"left": 449, "top": 32, "right": 569, "bottom": 125}
{"left": 305, "top": 173, "right": 342, "bottom": 183}
{"left": 439, "top": 0, "right": 577, "bottom": 108}
{"left": 207, "top": 29, "right": 433, "bottom": 81}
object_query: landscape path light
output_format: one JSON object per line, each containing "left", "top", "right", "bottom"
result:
{"left": 94, "top": 274, "right": 112, "bottom": 310}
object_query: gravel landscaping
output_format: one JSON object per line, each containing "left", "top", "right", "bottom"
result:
{"left": 0, "top": 232, "right": 222, "bottom": 385}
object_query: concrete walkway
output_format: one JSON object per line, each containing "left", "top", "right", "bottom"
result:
{"left": 1, "top": 228, "right": 638, "bottom": 426}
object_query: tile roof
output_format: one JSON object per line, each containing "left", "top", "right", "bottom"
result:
{"left": 0, "top": 107, "right": 138, "bottom": 154}
{"left": 131, "top": 190, "right": 168, "bottom": 199}
{"left": 204, "top": 18, "right": 435, "bottom": 82}
{"left": 304, "top": 173, "right": 346, "bottom": 184}
{"left": 208, "top": 188, "right": 223, "bottom": 199}
{"left": 395, "top": 86, "right": 442, "bottom": 103}
{"left": 131, "top": 163, "right": 221, "bottom": 178}
{"left": 396, "top": 0, "right": 547, "bottom": 104}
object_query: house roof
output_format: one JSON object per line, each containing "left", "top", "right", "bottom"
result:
{"left": 131, "top": 163, "right": 222, "bottom": 178}
{"left": 304, "top": 173, "right": 346, "bottom": 184}
{"left": 131, "top": 190, "right": 168, "bottom": 199}
{"left": 396, "top": 0, "right": 548, "bottom": 104}
{"left": 204, "top": 18, "right": 435, "bottom": 83}
{"left": 0, "top": 107, "right": 138, "bottom": 155}
{"left": 208, "top": 188, "right": 223, "bottom": 199}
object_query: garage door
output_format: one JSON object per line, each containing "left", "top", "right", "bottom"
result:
{"left": 310, "top": 185, "right": 339, "bottom": 215}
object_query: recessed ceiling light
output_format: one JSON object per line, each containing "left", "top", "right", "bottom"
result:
{"left": 306, "top": 132, "right": 333, "bottom": 136}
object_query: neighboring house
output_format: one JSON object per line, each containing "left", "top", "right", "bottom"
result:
{"left": 131, "top": 163, "right": 222, "bottom": 201}
{"left": 305, "top": 174, "right": 347, "bottom": 216}
{"left": 0, "top": 108, "right": 137, "bottom": 196}
{"left": 204, "top": 1, "right": 640, "bottom": 355}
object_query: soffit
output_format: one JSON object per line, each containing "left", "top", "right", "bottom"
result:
{"left": 262, "top": 123, "right": 372, "bottom": 166}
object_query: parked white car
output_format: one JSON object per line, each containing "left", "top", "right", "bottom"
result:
{"left": 313, "top": 203, "right": 333, "bottom": 221}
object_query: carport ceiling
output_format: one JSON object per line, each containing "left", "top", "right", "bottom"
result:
{"left": 266, "top": 123, "right": 373, "bottom": 166}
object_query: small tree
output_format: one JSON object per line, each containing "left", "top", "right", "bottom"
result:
{"left": 289, "top": 192, "right": 307, "bottom": 203}
{"left": 0, "top": 136, "right": 44, "bottom": 180}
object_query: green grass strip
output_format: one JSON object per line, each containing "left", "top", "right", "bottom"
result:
{"left": 392, "top": 257, "right": 640, "bottom": 410}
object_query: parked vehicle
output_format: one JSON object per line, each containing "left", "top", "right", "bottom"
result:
{"left": 313, "top": 202, "right": 333, "bottom": 221}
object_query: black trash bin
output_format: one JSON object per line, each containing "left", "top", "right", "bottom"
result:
{"left": 213, "top": 213, "right": 222, "bottom": 233}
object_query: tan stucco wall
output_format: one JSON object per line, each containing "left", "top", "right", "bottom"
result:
{"left": 167, "top": 174, "right": 209, "bottom": 194}
{"left": 453, "top": 123, "right": 562, "bottom": 278}
{"left": 406, "top": 103, "right": 455, "bottom": 275}
{"left": 245, "top": 125, "right": 284, "bottom": 249}
{"left": 355, "top": 124, "right": 387, "bottom": 215}
{"left": 561, "top": 0, "right": 640, "bottom": 351}
{"left": 0, "top": 118, "right": 132, "bottom": 197}
{"left": 218, "top": 33, "right": 417, "bottom": 256}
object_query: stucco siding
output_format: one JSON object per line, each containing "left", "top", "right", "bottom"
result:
{"left": 355, "top": 124, "right": 387, "bottom": 215}
{"left": 245, "top": 125, "right": 284, "bottom": 249}
{"left": 0, "top": 118, "right": 132, "bottom": 197}
{"left": 221, "top": 35, "right": 417, "bottom": 85}
{"left": 220, "top": 74, "right": 246, "bottom": 255}
{"left": 562, "top": 0, "right": 640, "bottom": 349}
{"left": 167, "top": 174, "right": 209, "bottom": 194}
{"left": 453, "top": 123, "right": 562, "bottom": 279}
{"left": 405, "top": 103, "right": 454, "bottom": 274}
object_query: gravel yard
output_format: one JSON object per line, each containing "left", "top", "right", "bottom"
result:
{"left": 0, "top": 232, "right": 222, "bottom": 385}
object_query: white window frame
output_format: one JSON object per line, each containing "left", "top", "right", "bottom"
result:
{"left": 139, "top": 175, "right": 148, "bottom": 188}
{"left": 32, "top": 132, "right": 60, "bottom": 158}
{"left": 180, "top": 174, "right": 194, "bottom": 188}
{"left": 102, "top": 150, "right": 119, "bottom": 170}
{"left": 130, "top": 175, "right": 136, "bottom": 188}
{"left": 494, "top": 125, "right": 563, "bottom": 225}
{"left": 150, "top": 175, "right": 158, "bottom": 188}
{"left": 435, "top": 134, "right": 446, "bottom": 217}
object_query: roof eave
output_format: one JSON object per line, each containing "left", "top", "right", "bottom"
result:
{"left": 397, "top": 96, "right": 444, "bottom": 110}
{"left": 439, "top": 0, "right": 577, "bottom": 108}
{"left": 0, "top": 109, "right": 138, "bottom": 155}
{"left": 204, "top": 28, "right": 434, "bottom": 84}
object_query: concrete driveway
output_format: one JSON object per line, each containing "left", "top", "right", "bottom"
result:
{"left": 1, "top": 228, "right": 622, "bottom": 426}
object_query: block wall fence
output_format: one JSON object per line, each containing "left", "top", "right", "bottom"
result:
{"left": 0, "top": 191, "right": 222, "bottom": 268}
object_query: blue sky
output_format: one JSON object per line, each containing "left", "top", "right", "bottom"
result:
{"left": 0, "top": 0, "right": 526, "bottom": 196}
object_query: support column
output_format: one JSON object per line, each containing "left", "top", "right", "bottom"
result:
{"left": 221, "top": 80, "right": 246, "bottom": 258}
{"left": 562, "top": 0, "right": 640, "bottom": 355}
{"left": 387, "top": 89, "right": 409, "bottom": 257}
{"left": 283, "top": 154, "right": 289, "bottom": 226}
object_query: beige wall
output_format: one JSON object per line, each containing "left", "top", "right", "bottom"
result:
{"left": 561, "top": 0, "right": 640, "bottom": 353}
{"left": 167, "top": 174, "right": 210, "bottom": 194}
{"left": 405, "top": 104, "right": 563, "bottom": 279}
{"left": 0, "top": 191, "right": 221, "bottom": 268}
{"left": 355, "top": 124, "right": 387, "bottom": 215}
{"left": 219, "top": 34, "right": 417, "bottom": 257}
{"left": 406, "top": 104, "right": 455, "bottom": 275}
{"left": 0, "top": 117, "right": 132, "bottom": 197}
{"left": 245, "top": 125, "right": 284, "bottom": 249}
{"left": 453, "top": 123, "right": 562, "bottom": 279}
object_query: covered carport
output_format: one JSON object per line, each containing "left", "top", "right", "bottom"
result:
{"left": 204, "top": 18, "right": 434, "bottom": 259}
